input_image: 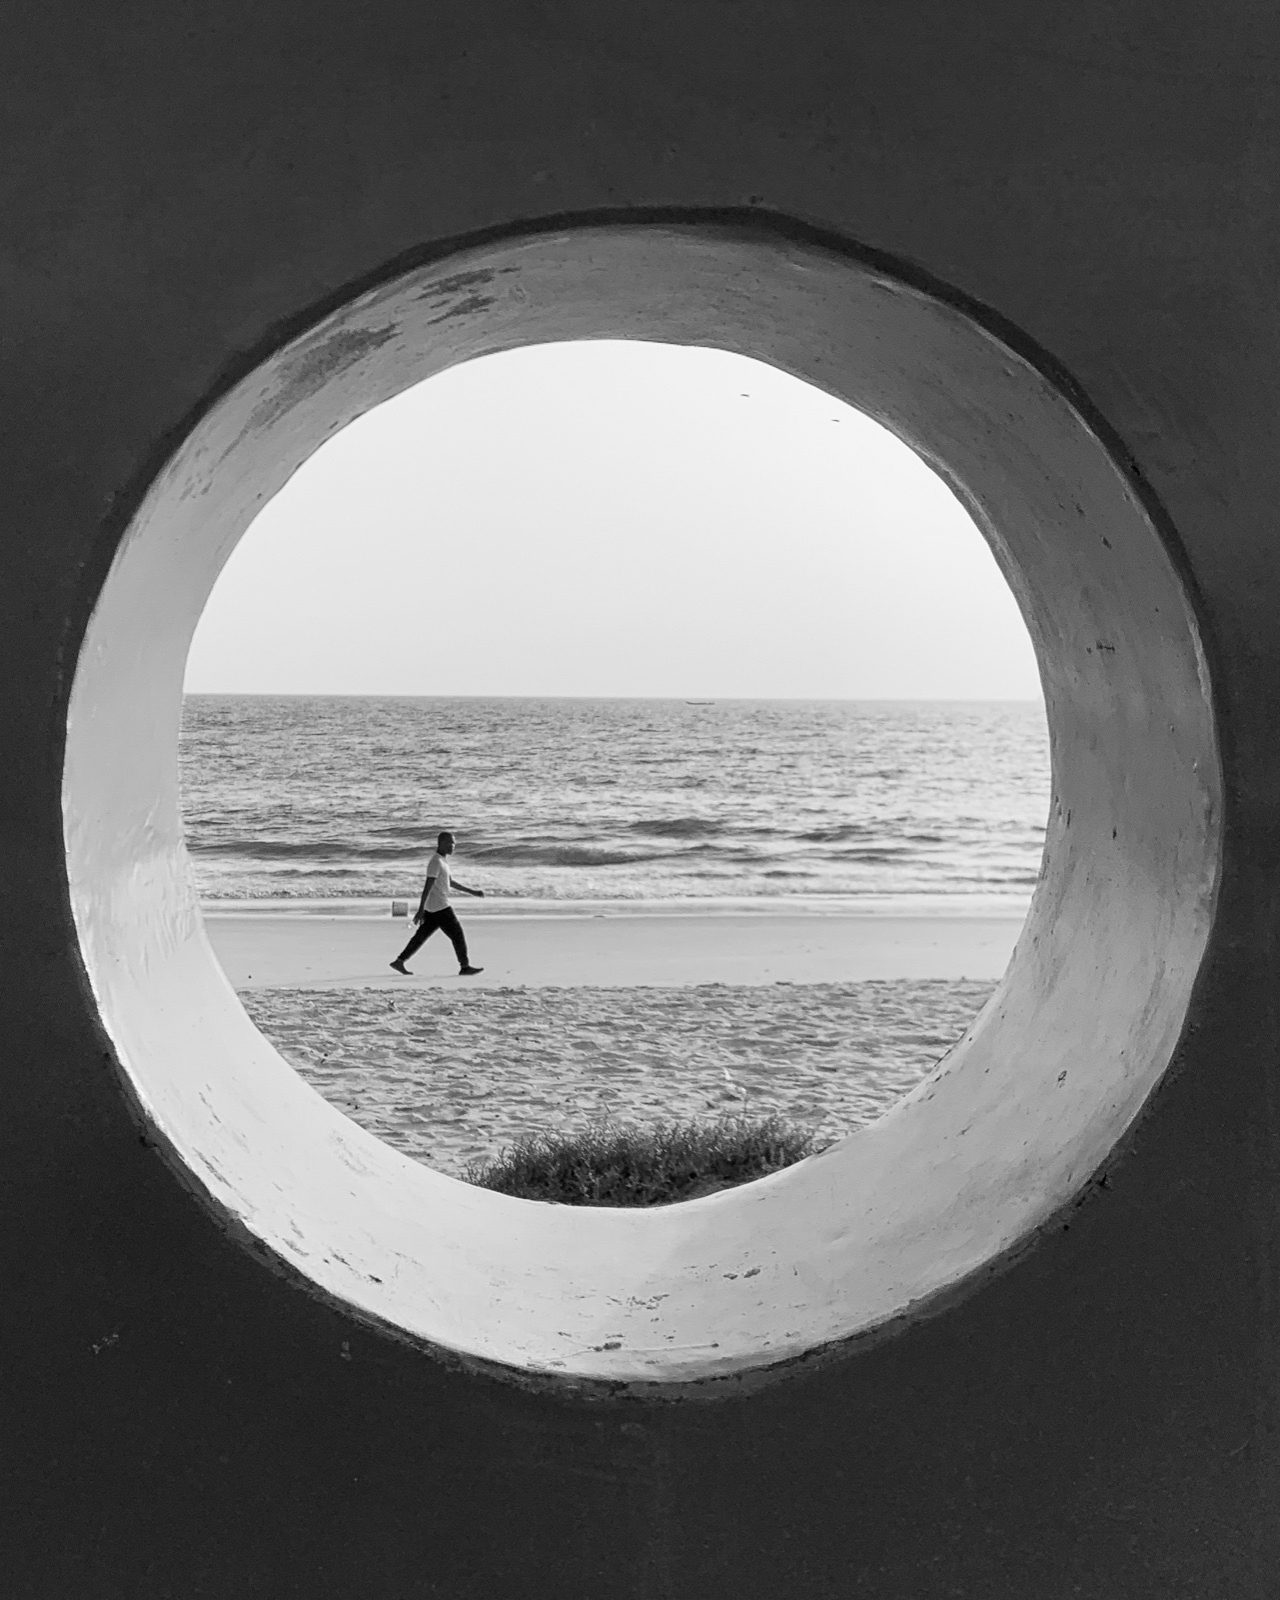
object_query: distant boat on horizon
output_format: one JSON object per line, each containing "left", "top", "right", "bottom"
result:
{"left": 685, "top": 699, "right": 715, "bottom": 705}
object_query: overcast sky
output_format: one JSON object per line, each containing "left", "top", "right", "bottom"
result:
{"left": 184, "top": 341, "right": 1042, "bottom": 700}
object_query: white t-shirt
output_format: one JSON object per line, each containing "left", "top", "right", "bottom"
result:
{"left": 423, "top": 852, "right": 452, "bottom": 912}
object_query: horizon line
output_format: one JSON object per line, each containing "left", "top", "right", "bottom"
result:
{"left": 182, "top": 689, "right": 1045, "bottom": 704}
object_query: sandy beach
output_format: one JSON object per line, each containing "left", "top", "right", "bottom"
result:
{"left": 211, "top": 907, "right": 1017, "bottom": 1177}
{"left": 241, "top": 977, "right": 996, "bottom": 1177}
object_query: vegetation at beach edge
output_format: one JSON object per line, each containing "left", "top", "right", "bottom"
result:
{"left": 463, "top": 1115, "right": 824, "bottom": 1206}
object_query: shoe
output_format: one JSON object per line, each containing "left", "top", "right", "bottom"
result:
{"left": 390, "top": 960, "right": 411, "bottom": 974}
{"left": 459, "top": 965, "right": 483, "bottom": 976}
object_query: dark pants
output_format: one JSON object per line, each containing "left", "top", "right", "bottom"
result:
{"left": 395, "top": 906, "right": 469, "bottom": 968}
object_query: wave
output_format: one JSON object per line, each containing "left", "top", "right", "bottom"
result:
{"left": 362, "top": 824, "right": 469, "bottom": 845}
{"left": 187, "top": 838, "right": 425, "bottom": 861}
{"left": 626, "top": 816, "right": 727, "bottom": 839}
{"left": 468, "top": 842, "right": 668, "bottom": 868}
{"left": 189, "top": 832, "right": 1002, "bottom": 870}
{"left": 796, "top": 825, "right": 878, "bottom": 844}
{"left": 191, "top": 837, "right": 779, "bottom": 866}
{"left": 829, "top": 848, "right": 916, "bottom": 863}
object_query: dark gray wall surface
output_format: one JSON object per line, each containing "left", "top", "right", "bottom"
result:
{"left": 4, "top": 3, "right": 1280, "bottom": 1594}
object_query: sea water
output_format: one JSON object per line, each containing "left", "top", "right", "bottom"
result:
{"left": 179, "top": 696, "right": 1049, "bottom": 911}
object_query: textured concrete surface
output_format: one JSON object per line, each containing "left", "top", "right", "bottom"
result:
{"left": 6, "top": 2, "right": 1280, "bottom": 1594}
{"left": 62, "top": 224, "right": 1218, "bottom": 1384}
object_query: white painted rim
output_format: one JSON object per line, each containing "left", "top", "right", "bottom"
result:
{"left": 63, "top": 224, "right": 1221, "bottom": 1382}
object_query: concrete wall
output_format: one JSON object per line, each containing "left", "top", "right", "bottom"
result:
{"left": 5, "top": 3, "right": 1280, "bottom": 1593}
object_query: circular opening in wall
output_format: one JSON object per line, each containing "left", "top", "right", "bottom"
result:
{"left": 63, "top": 221, "right": 1220, "bottom": 1384}
{"left": 179, "top": 338, "right": 1050, "bottom": 1195}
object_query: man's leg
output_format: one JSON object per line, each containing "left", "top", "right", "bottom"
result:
{"left": 438, "top": 908, "right": 481, "bottom": 974}
{"left": 391, "top": 911, "right": 442, "bottom": 971}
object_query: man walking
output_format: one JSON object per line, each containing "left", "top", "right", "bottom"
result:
{"left": 390, "top": 830, "right": 484, "bottom": 976}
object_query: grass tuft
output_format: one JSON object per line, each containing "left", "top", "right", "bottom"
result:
{"left": 463, "top": 1115, "right": 822, "bottom": 1206}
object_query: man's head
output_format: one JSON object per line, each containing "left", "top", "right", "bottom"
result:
{"left": 437, "top": 830, "right": 455, "bottom": 855}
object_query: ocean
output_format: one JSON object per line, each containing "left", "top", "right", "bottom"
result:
{"left": 179, "top": 696, "right": 1049, "bottom": 910}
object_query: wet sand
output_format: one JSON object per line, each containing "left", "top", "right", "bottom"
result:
{"left": 207, "top": 906, "right": 1023, "bottom": 990}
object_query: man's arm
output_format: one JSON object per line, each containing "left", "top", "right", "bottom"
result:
{"left": 450, "top": 879, "right": 485, "bottom": 898}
